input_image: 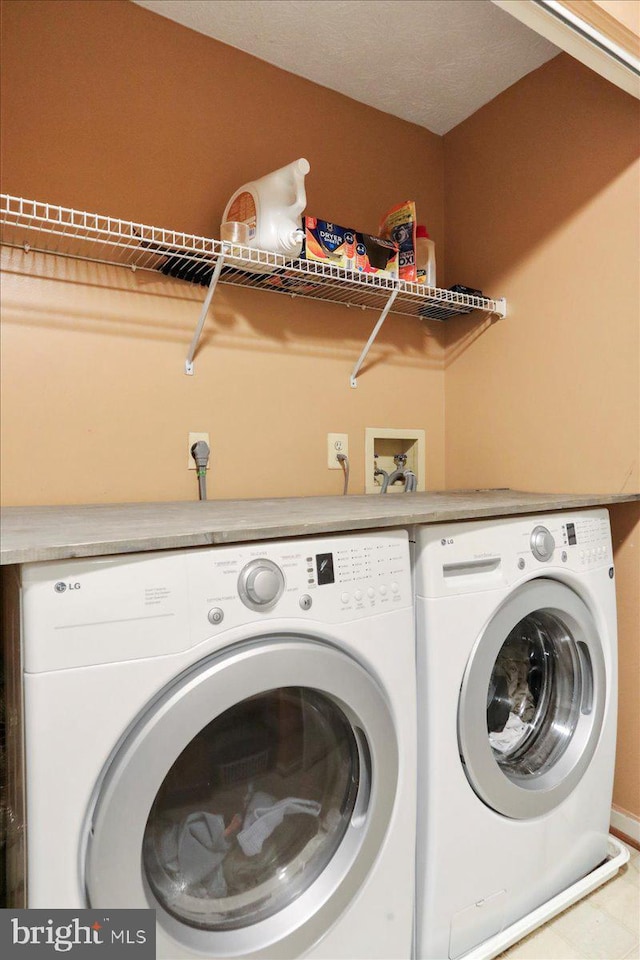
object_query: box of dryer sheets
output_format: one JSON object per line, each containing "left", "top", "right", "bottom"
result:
{"left": 354, "top": 232, "right": 399, "bottom": 279}
{"left": 302, "top": 217, "right": 356, "bottom": 269}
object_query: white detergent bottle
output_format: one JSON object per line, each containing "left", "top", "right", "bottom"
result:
{"left": 222, "top": 158, "right": 310, "bottom": 257}
{"left": 415, "top": 224, "right": 437, "bottom": 287}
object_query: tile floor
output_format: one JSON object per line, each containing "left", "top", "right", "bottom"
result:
{"left": 497, "top": 842, "right": 640, "bottom": 960}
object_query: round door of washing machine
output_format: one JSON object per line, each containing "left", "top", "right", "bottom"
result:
{"left": 85, "top": 635, "right": 398, "bottom": 958}
{"left": 458, "top": 578, "right": 606, "bottom": 819}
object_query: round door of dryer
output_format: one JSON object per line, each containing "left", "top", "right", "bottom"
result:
{"left": 85, "top": 634, "right": 398, "bottom": 958}
{"left": 458, "top": 579, "right": 606, "bottom": 819}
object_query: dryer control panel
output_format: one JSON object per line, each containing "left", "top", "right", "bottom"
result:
{"left": 20, "top": 529, "right": 412, "bottom": 671}
{"left": 197, "top": 529, "right": 412, "bottom": 628}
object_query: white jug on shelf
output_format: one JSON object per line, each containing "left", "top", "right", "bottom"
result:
{"left": 221, "top": 158, "right": 310, "bottom": 258}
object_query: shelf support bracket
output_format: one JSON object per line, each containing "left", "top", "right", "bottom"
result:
{"left": 350, "top": 288, "right": 399, "bottom": 388}
{"left": 185, "top": 251, "right": 226, "bottom": 375}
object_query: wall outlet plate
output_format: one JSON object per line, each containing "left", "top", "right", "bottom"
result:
{"left": 188, "top": 432, "right": 210, "bottom": 469}
{"left": 327, "top": 433, "right": 349, "bottom": 469}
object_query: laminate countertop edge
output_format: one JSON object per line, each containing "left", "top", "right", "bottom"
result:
{"left": 1, "top": 490, "right": 639, "bottom": 565}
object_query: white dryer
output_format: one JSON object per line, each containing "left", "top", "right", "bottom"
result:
{"left": 5, "top": 529, "right": 416, "bottom": 959}
{"left": 412, "top": 510, "right": 618, "bottom": 960}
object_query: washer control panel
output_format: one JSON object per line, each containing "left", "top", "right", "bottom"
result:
{"left": 530, "top": 525, "right": 555, "bottom": 562}
{"left": 238, "top": 558, "right": 285, "bottom": 610}
{"left": 561, "top": 513, "right": 612, "bottom": 567}
{"left": 414, "top": 509, "right": 613, "bottom": 598}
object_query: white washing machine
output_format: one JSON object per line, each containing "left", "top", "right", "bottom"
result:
{"left": 412, "top": 510, "right": 618, "bottom": 960}
{"left": 4, "top": 529, "right": 416, "bottom": 959}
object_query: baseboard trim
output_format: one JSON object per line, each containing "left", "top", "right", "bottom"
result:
{"left": 611, "top": 806, "right": 640, "bottom": 849}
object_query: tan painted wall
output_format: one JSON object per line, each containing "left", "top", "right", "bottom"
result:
{"left": 443, "top": 54, "right": 640, "bottom": 817}
{"left": 0, "top": 0, "right": 446, "bottom": 505}
{"left": 2, "top": 3, "right": 639, "bottom": 820}
{"left": 593, "top": 0, "right": 640, "bottom": 35}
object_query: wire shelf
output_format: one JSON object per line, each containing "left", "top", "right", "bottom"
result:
{"left": 0, "top": 194, "right": 506, "bottom": 381}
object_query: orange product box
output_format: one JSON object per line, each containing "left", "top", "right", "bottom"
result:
{"left": 302, "top": 217, "right": 356, "bottom": 269}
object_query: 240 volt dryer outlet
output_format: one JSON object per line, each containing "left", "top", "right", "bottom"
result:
{"left": 327, "top": 434, "right": 349, "bottom": 469}
{"left": 188, "top": 432, "right": 210, "bottom": 469}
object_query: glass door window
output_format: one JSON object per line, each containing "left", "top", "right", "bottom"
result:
{"left": 458, "top": 580, "right": 606, "bottom": 819}
{"left": 85, "top": 636, "right": 398, "bottom": 957}
{"left": 143, "top": 687, "right": 360, "bottom": 930}
{"left": 487, "top": 612, "right": 583, "bottom": 778}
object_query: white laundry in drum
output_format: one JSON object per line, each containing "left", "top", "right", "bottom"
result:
{"left": 238, "top": 792, "right": 322, "bottom": 857}
{"left": 148, "top": 792, "right": 323, "bottom": 903}
{"left": 158, "top": 812, "right": 231, "bottom": 898}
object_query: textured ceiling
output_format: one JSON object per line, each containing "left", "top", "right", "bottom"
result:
{"left": 132, "top": 0, "right": 559, "bottom": 134}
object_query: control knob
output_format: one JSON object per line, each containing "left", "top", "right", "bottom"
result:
{"left": 530, "top": 525, "right": 555, "bottom": 562}
{"left": 238, "top": 559, "right": 285, "bottom": 610}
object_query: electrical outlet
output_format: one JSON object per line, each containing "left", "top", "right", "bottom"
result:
{"left": 188, "top": 432, "right": 210, "bottom": 470}
{"left": 327, "top": 433, "right": 349, "bottom": 469}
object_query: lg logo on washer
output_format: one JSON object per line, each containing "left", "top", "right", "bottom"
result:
{"left": 441, "top": 538, "right": 454, "bottom": 546}
{"left": 54, "top": 581, "right": 81, "bottom": 593}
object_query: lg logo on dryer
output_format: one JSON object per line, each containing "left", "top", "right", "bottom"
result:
{"left": 440, "top": 538, "right": 454, "bottom": 546}
{"left": 54, "top": 581, "right": 81, "bottom": 593}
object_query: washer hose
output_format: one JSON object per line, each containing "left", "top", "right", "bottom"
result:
{"left": 381, "top": 468, "right": 405, "bottom": 493}
{"left": 374, "top": 454, "right": 389, "bottom": 493}
{"left": 380, "top": 453, "right": 416, "bottom": 494}
{"left": 404, "top": 470, "right": 417, "bottom": 493}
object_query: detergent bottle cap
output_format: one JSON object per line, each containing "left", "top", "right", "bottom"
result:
{"left": 416, "top": 224, "right": 430, "bottom": 239}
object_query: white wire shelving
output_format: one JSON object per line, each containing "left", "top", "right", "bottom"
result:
{"left": 0, "top": 194, "right": 507, "bottom": 383}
